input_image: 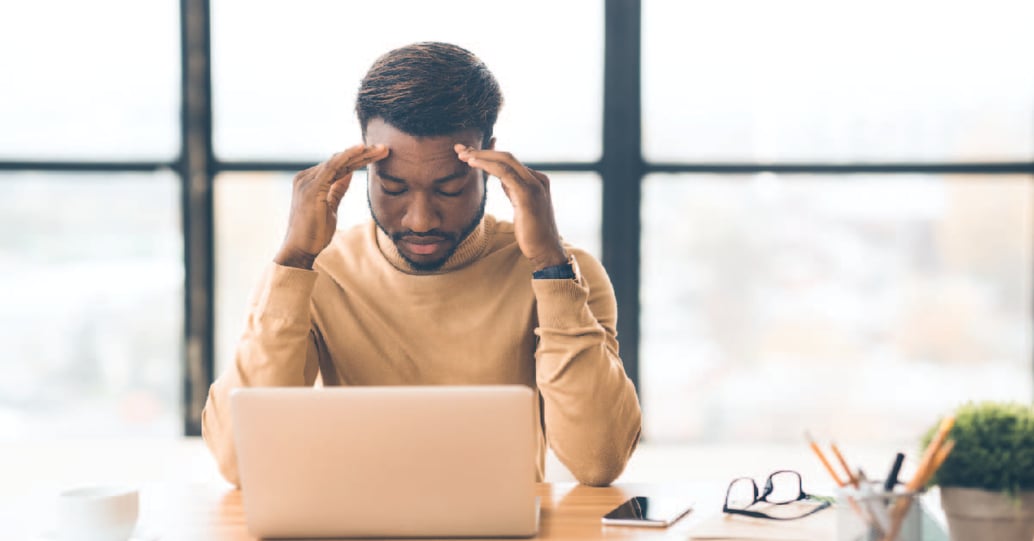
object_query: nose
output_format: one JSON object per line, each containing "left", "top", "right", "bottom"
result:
{"left": 400, "top": 192, "right": 442, "bottom": 234}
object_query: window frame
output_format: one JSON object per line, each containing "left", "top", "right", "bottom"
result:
{"left": 0, "top": 0, "right": 1030, "bottom": 436}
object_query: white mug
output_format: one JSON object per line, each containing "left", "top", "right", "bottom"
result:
{"left": 56, "top": 486, "right": 138, "bottom": 541}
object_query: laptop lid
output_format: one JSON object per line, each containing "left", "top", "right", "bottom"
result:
{"left": 230, "top": 385, "right": 538, "bottom": 538}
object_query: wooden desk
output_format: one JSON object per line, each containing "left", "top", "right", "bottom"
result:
{"left": 18, "top": 482, "right": 717, "bottom": 540}
{"left": 0, "top": 438, "right": 942, "bottom": 540}
{"left": 8, "top": 477, "right": 720, "bottom": 540}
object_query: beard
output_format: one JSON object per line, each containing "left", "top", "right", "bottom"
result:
{"left": 368, "top": 179, "right": 487, "bottom": 272}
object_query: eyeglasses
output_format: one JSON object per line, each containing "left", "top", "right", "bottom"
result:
{"left": 723, "top": 470, "right": 832, "bottom": 521}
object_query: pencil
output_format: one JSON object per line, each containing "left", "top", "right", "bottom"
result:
{"left": 920, "top": 439, "right": 955, "bottom": 487}
{"left": 880, "top": 416, "right": 956, "bottom": 541}
{"left": 830, "top": 442, "right": 858, "bottom": 488}
{"left": 907, "top": 415, "right": 955, "bottom": 492}
{"left": 805, "top": 431, "right": 845, "bottom": 487}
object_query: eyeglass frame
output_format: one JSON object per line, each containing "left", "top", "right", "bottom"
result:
{"left": 722, "top": 469, "right": 832, "bottom": 521}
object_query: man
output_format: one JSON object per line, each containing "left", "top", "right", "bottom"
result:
{"left": 202, "top": 42, "right": 641, "bottom": 487}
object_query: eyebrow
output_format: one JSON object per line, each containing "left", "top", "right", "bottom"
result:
{"left": 376, "top": 168, "right": 469, "bottom": 185}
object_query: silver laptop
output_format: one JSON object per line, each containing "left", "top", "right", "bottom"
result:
{"left": 230, "top": 385, "right": 539, "bottom": 538}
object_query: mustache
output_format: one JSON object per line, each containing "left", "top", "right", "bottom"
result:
{"left": 391, "top": 230, "right": 459, "bottom": 243}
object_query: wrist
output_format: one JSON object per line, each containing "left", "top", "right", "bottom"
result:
{"left": 274, "top": 246, "right": 318, "bottom": 270}
{"left": 531, "top": 247, "right": 568, "bottom": 271}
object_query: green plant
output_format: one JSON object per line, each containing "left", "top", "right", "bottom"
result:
{"left": 921, "top": 401, "right": 1034, "bottom": 496}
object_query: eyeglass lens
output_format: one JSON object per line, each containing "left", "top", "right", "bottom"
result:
{"left": 725, "top": 478, "right": 759, "bottom": 510}
{"left": 764, "top": 470, "right": 803, "bottom": 504}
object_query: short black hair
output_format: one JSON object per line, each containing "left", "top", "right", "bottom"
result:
{"left": 356, "top": 42, "right": 503, "bottom": 145}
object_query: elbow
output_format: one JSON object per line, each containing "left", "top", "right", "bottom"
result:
{"left": 572, "top": 463, "right": 624, "bottom": 487}
{"left": 214, "top": 451, "right": 242, "bottom": 489}
{"left": 570, "top": 431, "right": 640, "bottom": 487}
{"left": 566, "top": 403, "right": 643, "bottom": 487}
{"left": 201, "top": 404, "right": 242, "bottom": 488}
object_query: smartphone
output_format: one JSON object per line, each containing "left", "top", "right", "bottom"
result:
{"left": 601, "top": 495, "right": 694, "bottom": 527}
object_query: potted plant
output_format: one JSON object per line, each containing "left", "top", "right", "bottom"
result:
{"left": 921, "top": 401, "right": 1034, "bottom": 541}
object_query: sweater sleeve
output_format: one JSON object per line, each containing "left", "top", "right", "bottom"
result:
{"left": 201, "top": 262, "right": 324, "bottom": 487}
{"left": 532, "top": 250, "right": 642, "bottom": 486}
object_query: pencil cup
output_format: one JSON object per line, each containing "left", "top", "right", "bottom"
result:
{"left": 835, "top": 485, "right": 921, "bottom": 541}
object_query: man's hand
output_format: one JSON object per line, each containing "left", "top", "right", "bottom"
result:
{"left": 275, "top": 144, "right": 390, "bottom": 269}
{"left": 455, "top": 145, "right": 567, "bottom": 271}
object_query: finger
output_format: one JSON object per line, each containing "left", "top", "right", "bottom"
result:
{"left": 314, "top": 145, "right": 367, "bottom": 182}
{"left": 339, "top": 144, "right": 389, "bottom": 174}
{"left": 455, "top": 146, "right": 537, "bottom": 180}
{"left": 527, "top": 168, "right": 550, "bottom": 188}
{"left": 326, "top": 172, "right": 354, "bottom": 210}
{"left": 463, "top": 155, "right": 529, "bottom": 197}
{"left": 293, "top": 165, "right": 320, "bottom": 187}
{"left": 317, "top": 144, "right": 388, "bottom": 186}
{"left": 455, "top": 146, "right": 533, "bottom": 195}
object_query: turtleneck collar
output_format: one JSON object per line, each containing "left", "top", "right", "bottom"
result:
{"left": 375, "top": 215, "right": 495, "bottom": 275}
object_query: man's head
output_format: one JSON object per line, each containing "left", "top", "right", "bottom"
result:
{"left": 356, "top": 42, "right": 503, "bottom": 271}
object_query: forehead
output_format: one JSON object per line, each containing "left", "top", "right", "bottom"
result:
{"left": 364, "top": 118, "right": 482, "bottom": 175}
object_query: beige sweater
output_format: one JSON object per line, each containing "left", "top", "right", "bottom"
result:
{"left": 202, "top": 215, "right": 641, "bottom": 487}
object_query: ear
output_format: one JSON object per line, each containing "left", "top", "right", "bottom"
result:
{"left": 487, "top": 136, "right": 496, "bottom": 151}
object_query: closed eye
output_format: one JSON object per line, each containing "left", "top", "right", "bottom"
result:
{"left": 437, "top": 189, "right": 463, "bottom": 197}
{"left": 381, "top": 186, "right": 407, "bottom": 196}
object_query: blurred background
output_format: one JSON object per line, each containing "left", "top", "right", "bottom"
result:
{"left": 1, "top": 0, "right": 1031, "bottom": 449}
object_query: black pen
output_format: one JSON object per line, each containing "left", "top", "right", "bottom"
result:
{"left": 884, "top": 452, "right": 905, "bottom": 492}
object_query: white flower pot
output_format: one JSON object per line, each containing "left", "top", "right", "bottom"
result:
{"left": 939, "top": 486, "right": 1034, "bottom": 541}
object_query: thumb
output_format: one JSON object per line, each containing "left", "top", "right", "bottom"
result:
{"left": 326, "top": 173, "right": 353, "bottom": 210}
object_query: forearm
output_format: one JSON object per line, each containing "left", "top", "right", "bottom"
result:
{"left": 532, "top": 264, "right": 642, "bottom": 487}
{"left": 201, "top": 262, "right": 322, "bottom": 486}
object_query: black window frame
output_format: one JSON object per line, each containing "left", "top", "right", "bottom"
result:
{"left": 1, "top": 0, "right": 1031, "bottom": 436}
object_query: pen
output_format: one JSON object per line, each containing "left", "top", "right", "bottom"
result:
{"left": 883, "top": 453, "right": 905, "bottom": 492}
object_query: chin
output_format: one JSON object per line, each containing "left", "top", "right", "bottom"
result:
{"left": 396, "top": 245, "right": 449, "bottom": 271}
{"left": 402, "top": 256, "right": 449, "bottom": 272}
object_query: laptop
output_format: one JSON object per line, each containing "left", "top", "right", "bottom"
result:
{"left": 230, "top": 385, "right": 539, "bottom": 538}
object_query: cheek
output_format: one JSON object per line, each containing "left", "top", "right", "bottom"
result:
{"left": 369, "top": 189, "right": 403, "bottom": 223}
{"left": 446, "top": 185, "right": 486, "bottom": 225}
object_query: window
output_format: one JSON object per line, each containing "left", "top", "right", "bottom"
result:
{"left": 210, "top": 0, "right": 603, "bottom": 163}
{"left": 4, "top": 1, "right": 1032, "bottom": 443}
{"left": 0, "top": 173, "right": 183, "bottom": 438}
{"left": 641, "top": 174, "right": 1031, "bottom": 442}
{"left": 0, "top": 1, "right": 180, "bottom": 161}
{"left": 642, "top": 1, "right": 1034, "bottom": 163}
{"left": 0, "top": 0, "right": 183, "bottom": 439}
{"left": 640, "top": 0, "right": 1034, "bottom": 444}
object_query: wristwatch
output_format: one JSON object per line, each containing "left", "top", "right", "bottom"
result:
{"left": 532, "top": 259, "right": 577, "bottom": 280}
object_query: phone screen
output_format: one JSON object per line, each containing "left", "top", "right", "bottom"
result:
{"left": 601, "top": 496, "right": 693, "bottom": 527}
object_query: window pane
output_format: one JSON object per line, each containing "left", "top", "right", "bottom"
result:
{"left": 211, "top": 0, "right": 602, "bottom": 163}
{"left": 0, "top": 173, "right": 183, "bottom": 438}
{"left": 0, "top": 2, "right": 180, "bottom": 160}
{"left": 642, "top": 1, "right": 1034, "bottom": 162}
{"left": 215, "top": 171, "right": 600, "bottom": 375}
{"left": 641, "top": 174, "right": 1032, "bottom": 444}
